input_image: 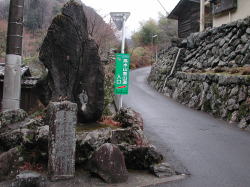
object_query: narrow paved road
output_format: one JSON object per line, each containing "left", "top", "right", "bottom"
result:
{"left": 123, "top": 67, "right": 250, "bottom": 187}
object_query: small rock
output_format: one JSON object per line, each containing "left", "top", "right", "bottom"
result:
{"left": 219, "top": 39, "right": 226, "bottom": 47}
{"left": 150, "top": 162, "right": 175, "bottom": 178}
{"left": 119, "top": 145, "right": 163, "bottom": 170}
{"left": 230, "top": 111, "right": 239, "bottom": 123}
{"left": 114, "top": 107, "right": 144, "bottom": 130}
{"left": 76, "top": 128, "right": 112, "bottom": 163}
{"left": 218, "top": 61, "right": 227, "bottom": 67}
{"left": 0, "top": 148, "right": 19, "bottom": 180}
{"left": 0, "top": 109, "right": 27, "bottom": 129}
{"left": 111, "top": 127, "right": 149, "bottom": 146}
{"left": 238, "top": 119, "right": 248, "bottom": 129}
{"left": 12, "top": 170, "right": 46, "bottom": 187}
{"left": 0, "top": 128, "right": 35, "bottom": 151}
{"left": 35, "top": 125, "right": 49, "bottom": 152}
{"left": 25, "top": 118, "right": 44, "bottom": 129}
{"left": 241, "top": 34, "right": 248, "bottom": 44}
{"left": 226, "top": 98, "right": 238, "bottom": 111}
{"left": 88, "top": 143, "right": 128, "bottom": 183}
{"left": 246, "top": 28, "right": 250, "bottom": 34}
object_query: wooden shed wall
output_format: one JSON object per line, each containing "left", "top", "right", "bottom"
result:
{"left": 0, "top": 84, "right": 40, "bottom": 113}
{"left": 178, "top": 2, "right": 200, "bottom": 38}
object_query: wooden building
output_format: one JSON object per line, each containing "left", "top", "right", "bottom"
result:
{"left": 0, "top": 63, "right": 40, "bottom": 112}
{"left": 168, "top": 0, "right": 212, "bottom": 38}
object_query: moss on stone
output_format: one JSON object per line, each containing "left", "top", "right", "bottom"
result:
{"left": 238, "top": 103, "right": 250, "bottom": 118}
{"left": 193, "top": 84, "right": 201, "bottom": 95}
{"left": 203, "top": 100, "right": 212, "bottom": 112}
{"left": 76, "top": 123, "right": 117, "bottom": 133}
{"left": 226, "top": 111, "right": 233, "bottom": 121}
{"left": 103, "top": 63, "right": 115, "bottom": 116}
{"left": 211, "top": 84, "right": 220, "bottom": 99}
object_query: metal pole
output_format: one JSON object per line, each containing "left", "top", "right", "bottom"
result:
{"left": 118, "top": 16, "right": 126, "bottom": 110}
{"left": 2, "top": 0, "right": 24, "bottom": 111}
{"left": 155, "top": 35, "right": 158, "bottom": 64}
{"left": 152, "top": 35, "right": 157, "bottom": 65}
{"left": 121, "top": 16, "right": 126, "bottom": 54}
{"left": 200, "top": 0, "right": 205, "bottom": 32}
{"left": 155, "top": 44, "right": 158, "bottom": 64}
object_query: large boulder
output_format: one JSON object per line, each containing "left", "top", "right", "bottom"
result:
{"left": 88, "top": 143, "right": 128, "bottom": 183}
{"left": 76, "top": 127, "right": 149, "bottom": 163}
{"left": 39, "top": 0, "right": 104, "bottom": 122}
{"left": 150, "top": 162, "right": 175, "bottom": 178}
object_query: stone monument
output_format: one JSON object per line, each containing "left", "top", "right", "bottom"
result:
{"left": 47, "top": 101, "right": 77, "bottom": 181}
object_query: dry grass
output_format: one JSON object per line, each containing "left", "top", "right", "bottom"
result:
{"left": 187, "top": 66, "right": 250, "bottom": 76}
{"left": 98, "top": 116, "right": 121, "bottom": 128}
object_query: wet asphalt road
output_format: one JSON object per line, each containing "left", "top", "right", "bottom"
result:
{"left": 123, "top": 67, "right": 250, "bottom": 187}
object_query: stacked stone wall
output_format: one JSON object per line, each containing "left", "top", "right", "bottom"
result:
{"left": 148, "top": 17, "right": 250, "bottom": 129}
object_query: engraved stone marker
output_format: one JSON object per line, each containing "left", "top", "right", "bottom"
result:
{"left": 47, "top": 101, "right": 77, "bottom": 181}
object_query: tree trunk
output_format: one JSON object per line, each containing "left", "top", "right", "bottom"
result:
{"left": 2, "top": 0, "right": 24, "bottom": 111}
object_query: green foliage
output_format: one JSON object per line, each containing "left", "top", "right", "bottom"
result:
{"left": 226, "top": 111, "right": 233, "bottom": 121}
{"left": 103, "top": 63, "right": 115, "bottom": 116}
{"left": 211, "top": 84, "right": 219, "bottom": 98}
{"left": 131, "top": 15, "right": 177, "bottom": 47}
{"left": 238, "top": 103, "right": 250, "bottom": 118}
{"left": 132, "top": 19, "right": 160, "bottom": 46}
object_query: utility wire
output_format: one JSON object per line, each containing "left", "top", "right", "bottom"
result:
{"left": 156, "top": 0, "right": 169, "bottom": 16}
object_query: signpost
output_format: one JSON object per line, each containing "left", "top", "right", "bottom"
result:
{"left": 110, "top": 12, "right": 130, "bottom": 110}
{"left": 114, "top": 54, "right": 130, "bottom": 95}
{"left": 110, "top": 12, "right": 130, "bottom": 31}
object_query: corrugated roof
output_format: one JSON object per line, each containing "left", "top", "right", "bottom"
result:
{"left": 22, "top": 78, "right": 39, "bottom": 87}
{"left": 168, "top": 0, "right": 200, "bottom": 19}
{"left": 0, "top": 63, "right": 38, "bottom": 88}
{"left": 0, "top": 63, "right": 31, "bottom": 78}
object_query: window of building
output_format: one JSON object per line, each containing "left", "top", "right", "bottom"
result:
{"left": 212, "top": 0, "right": 237, "bottom": 15}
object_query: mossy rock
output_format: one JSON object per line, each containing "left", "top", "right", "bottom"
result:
{"left": 238, "top": 103, "right": 250, "bottom": 118}
{"left": 0, "top": 109, "right": 27, "bottom": 129}
{"left": 203, "top": 100, "right": 212, "bottom": 113}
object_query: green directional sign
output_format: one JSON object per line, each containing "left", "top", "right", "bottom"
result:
{"left": 114, "top": 53, "right": 130, "bottom": 95}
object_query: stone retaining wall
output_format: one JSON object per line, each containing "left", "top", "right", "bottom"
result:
{"left": 182, "top": 17, "right": 250, "bottom": 71}
{"left": 148, "top": 17, "right": 250, "bottom": 129}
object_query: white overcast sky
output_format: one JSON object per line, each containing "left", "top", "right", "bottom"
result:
{"left": 81, "top": 0, "right": 179, "bottom": 37}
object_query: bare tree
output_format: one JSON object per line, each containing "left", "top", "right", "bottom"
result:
{"left": 83, "top": 4, "right": 119, "bottom": 58}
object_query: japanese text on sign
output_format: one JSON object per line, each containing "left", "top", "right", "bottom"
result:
{"left": 114, "top": 54, "right": 130, "bottom": 95}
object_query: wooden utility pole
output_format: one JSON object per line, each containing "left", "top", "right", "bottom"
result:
{"left": 200, "top": 0, "right": 205, "bottom": 32}
{"left": 2, "top": 0, "right": 24, "bottom": 111}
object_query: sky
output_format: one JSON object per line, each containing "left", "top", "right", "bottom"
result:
{"left": 81, "top": 0, "right": 179, "bottom": 37}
